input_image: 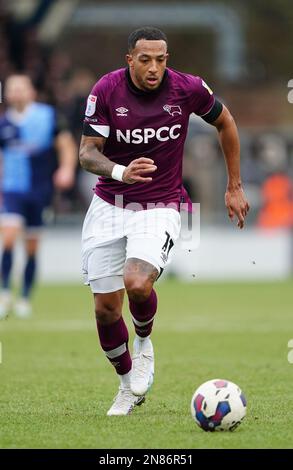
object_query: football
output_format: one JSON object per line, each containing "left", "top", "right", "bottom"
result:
{"left": 191, "top": 379, "right": 247, "bottom": 431}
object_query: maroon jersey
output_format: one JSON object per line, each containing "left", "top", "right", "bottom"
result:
{"left": 83, "top": 67, "right": 219, "bottom": 209}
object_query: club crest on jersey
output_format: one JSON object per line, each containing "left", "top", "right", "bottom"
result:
{"left": 116, "top": 107, "right": 129, "bottom": 116}
{"left": 163, "top": 104, "right": 182, "bottom": 116}
{"left": 85, "top": 94, "right": 97, "bottom": 117}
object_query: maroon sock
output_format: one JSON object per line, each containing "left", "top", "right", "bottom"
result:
{"left": 97, "top": 316, "right": 132, "bottom": 375}
{"left": 129, "top": 289, "right": 158, "bottom": 338}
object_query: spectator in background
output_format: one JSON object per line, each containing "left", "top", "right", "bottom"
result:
{"left": 256, "top": 134, "right": 293, "bottom": 229}
{"left": 0, "top": 74, "right": 77, "bottom": 318}
{"left": 0, "top": 6, "right": 15, "bottom": 81}
{"left": 68, "top": 68, "right": 99, "bottom": 207}
{"left": 257, "top": 174, "right": 293, "bottom": 228}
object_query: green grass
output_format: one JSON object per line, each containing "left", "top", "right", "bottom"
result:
{"left": 0, "top": 279, "right": 293, "bottom": 449}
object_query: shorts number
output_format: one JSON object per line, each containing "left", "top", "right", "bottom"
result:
{"left": 162, "top": 231, "right": 174, "bottom": 256}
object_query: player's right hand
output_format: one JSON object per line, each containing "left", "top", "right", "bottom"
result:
{"left": 123, "top": 157, "right": 157, "bottom": 184}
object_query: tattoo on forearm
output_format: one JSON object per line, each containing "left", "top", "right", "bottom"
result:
{"left": 80, "top": 145, "right": 114, "bottom": 177}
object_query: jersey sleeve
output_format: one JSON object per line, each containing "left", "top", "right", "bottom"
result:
{"left": 190, "top": 77, "right": 223, "bottom": 123}
{"left": 83, "top": 77, "right": 110, "bottom": 138}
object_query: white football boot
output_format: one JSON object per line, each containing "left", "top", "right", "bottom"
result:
{"left": 0, "top": 290, "right": 13, "bottom": 319}
{"left": 107, "top": 386, "right": 145, "bottom": 416}
{"left": 14, "top": 298, "right": 32, "bottom": 318}
{"left": 130, "top": 337, "right": 154, "bottom": 396}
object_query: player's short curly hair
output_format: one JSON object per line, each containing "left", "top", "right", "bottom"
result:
{"left": 128, "top": 27, "right": 168, "bottom": 52}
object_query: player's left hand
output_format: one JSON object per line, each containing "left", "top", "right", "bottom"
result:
{"left": 53, "top": 167, "right": 75, "bottom": 190}
{"left": 225, "top": 186, "right": 250, "bottom": 229}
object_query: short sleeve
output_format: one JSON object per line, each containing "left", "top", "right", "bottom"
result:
{"left": 83, "top": 77, "right": 110, "bottom": 138}
{"left": 190, "top": 77, "right": 215, "bottom": 117}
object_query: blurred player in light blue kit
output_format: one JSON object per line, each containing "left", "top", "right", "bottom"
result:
{"left": 0, "top": 74, "right": 77, "bottom": 318}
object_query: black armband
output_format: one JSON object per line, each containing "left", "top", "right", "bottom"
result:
{"left": 82, "top": 121, "right": 105, "bottom": 138}
{"left": 201, "top": 99, "right": 223, "bottom": 123}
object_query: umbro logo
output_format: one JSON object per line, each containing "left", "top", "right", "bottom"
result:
{"left": 163, "top": 104, "right": 182, "bottom": 116}
{"left": 116, "top": 107, "right": 129, "bottom": 116}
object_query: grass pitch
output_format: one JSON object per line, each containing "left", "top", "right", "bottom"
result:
{"left": 0, "top": 279, "right": 292, "bottom": 449}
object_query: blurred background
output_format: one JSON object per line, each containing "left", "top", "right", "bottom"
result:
{"left": 0, "top": 0, "right": 292, "bottom": 282}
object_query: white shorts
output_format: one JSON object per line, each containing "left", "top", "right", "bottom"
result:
{"left": 81, "top": 195, "right": 181, "bottom": 293}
